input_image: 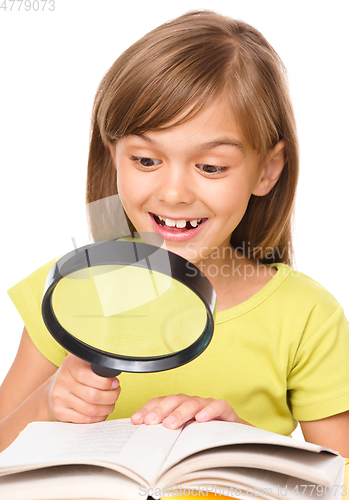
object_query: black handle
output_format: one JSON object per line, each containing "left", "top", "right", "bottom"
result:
{"left": 91, "top": 363, "right": 122, "bottom": 378}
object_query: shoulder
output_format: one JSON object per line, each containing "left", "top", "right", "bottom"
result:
{"left": 272, "top": 263, "right": 341, "bottom": 314}
{"left": 8, "top": 258, "right": 58, "bottom": 302}
{"left": 269, "top": 263, "right": 348, "bottom": 349}
{"left": 216, "top": 261, "right": 344, "bottom": 326}
{"left": 7, "top": 257, "right": 67, "bottom": 368}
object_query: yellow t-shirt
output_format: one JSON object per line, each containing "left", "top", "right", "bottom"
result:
{"left": 7, "top": 260, "right": 349, "bottom": 437}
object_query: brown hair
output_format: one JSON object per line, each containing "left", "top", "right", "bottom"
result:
{"left": 86, "top": 10, "right": 299, "bottom": 266}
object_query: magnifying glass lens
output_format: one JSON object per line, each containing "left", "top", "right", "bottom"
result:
{"left": 52, "top": 265, "right": 207, "bottom": 358}
{"left": 43, "top": 239, "right": 216, "bottom": 375}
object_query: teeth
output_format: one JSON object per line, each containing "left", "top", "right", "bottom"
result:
{"left": 176, "top": 220, "right": 187, "bottom": 228}
{"left": 165, "top": 218, "right": 176, "bottom": 227}
{"left": 156, "top": 215, "right": 202, "bottom": 229}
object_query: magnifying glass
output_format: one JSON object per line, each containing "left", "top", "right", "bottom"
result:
{"left": 42, "top": 237, "right": 216, "bottom": 377}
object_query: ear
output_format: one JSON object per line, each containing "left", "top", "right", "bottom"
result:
{"left": 108, "top": 143, "right": 117, "bottom": 168}
{"left": 252, "top": 140, "right": 285, "bottom": 196}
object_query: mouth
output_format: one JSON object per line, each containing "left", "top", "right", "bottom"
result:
{"left": 153, "top": 214, "right": 204, "bottom": 230}
{"left": 149, "top": 213, "right": 207, "bottom": 242}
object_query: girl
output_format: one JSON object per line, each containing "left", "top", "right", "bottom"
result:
{"left": 1, "top": 10, "right": 349, "bottom": 457}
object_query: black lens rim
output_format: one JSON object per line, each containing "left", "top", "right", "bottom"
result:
{"left": 42, "top": 239, "right": 216, "bottom": 373}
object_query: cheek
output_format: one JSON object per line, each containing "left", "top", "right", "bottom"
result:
{"left": 116, "top": 168, "right": 135, "bottom": 213}
{"left": 213, "top": 182, "right": 251, "bottom": 220}
{"left": 116, "top": 168, "right": 128, "bottom": 196}
{"left": 116, "top": 167, "right": 149, "bottom": 219}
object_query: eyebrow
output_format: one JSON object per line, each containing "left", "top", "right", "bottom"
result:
{"left": 197, "top": 139, "right": 245, "bottom": 152}
{"left": 129, "top": 134, "right": 245, "bottom": 153}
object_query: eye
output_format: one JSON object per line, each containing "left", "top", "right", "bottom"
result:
{"left": 131, "top": 156, "right": 161, "bottom": 168}
{"left": 196, "top": 164, "right": 227, "bottom": 175}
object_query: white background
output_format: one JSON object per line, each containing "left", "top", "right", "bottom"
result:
{"left": 0, "top": 1, "right": 348, "bottom": 439}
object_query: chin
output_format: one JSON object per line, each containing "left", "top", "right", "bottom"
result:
{"left": 163, "top": 243, "right": 200, "bottom": 264}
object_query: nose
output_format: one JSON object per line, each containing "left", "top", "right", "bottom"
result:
{"left": 155, "top": 166, "right": 196, "bottom": 206}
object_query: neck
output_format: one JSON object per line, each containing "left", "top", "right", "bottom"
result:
{"left": 192, "top": 246, "right": 276, "bottom": 312}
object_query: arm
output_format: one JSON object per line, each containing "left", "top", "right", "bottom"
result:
{"left": 300, "top": 411, "right": 349, "bottom": 458}
{"left": 0, "top": 327, "right": 120, "bottom": 452}
{"left": 0, "top": 327, "right": 57, "bottom": 419}
{"left": 0, "top": 327, "right": 56, "bottom": 451}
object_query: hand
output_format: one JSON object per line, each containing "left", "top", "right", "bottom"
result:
{"left": 45, "top": 354, "right": 121, "bottom": 424}
{"left": 130, "top": 394, "right": 247, "bottom": 429}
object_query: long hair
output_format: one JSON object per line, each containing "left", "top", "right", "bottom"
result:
{"left": 86, "top": 10, "right": 299, "bottom": 266}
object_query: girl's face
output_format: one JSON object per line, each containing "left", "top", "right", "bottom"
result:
{"left": 112, "top": 98, "right": 282, "bottom": 264}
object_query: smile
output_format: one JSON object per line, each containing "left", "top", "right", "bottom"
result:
{"left": 149, "top": 213, "right": 207, "bottom": 242}
{"left": 154, "top": 214, "right": 204, "bottom": 230}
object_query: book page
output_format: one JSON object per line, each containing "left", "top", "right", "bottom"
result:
{"left": 0, "top": 465, "right": 142, "bottom": 500}
{"left": 0, "top": 419, "right": 181, "bottom": 486}
{"left": 175, "top": 465, "right": 344, "bottom": 500}
{"left": 159, "top": 421, "right": 340, "bottom": 477}
{"left": 159, "top": 443, "right": 344, "bottom": 488}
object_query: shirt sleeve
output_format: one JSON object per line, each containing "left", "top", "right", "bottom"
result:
{"left": 288, "top": 303, "right": 349, "bottom": 421}
{"left": 7, "top": 259, "right": 68, "bottom": 367}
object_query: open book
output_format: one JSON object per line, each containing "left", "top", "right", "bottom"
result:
{"left": 0, "top": 419, "right": 345, "bottom": 500}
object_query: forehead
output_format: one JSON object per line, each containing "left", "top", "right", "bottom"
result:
{"left": 123, "top": 98, "right": 250, "bottom": 154}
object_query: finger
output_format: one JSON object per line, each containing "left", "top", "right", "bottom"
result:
{"left": 52, "top": 391, "right": 117, "bottom": 421}
{"left": 72, "top": 365, "right": 120, "bottom": 391}
{"left": 162, "top": 397, "right": 215, "bottom": 429}
{"left": 131, "top": 397, "right": 166, "bottom": 424}
{"left": 131, "top": 394, "right": 195, "bottom": 425}
{"left": 51, "top": 405, "right": 109, "bottom": 424}
{"left": 65, "top": 355, "right": 119, "bottom": 391}
{"left": 54, "top": 368, "right": 120, "bottom": 406}
{"left": 143, "top": 394, "right": 195, "bottom": 425}
{"left": 195, "top": 399, "right": 238, "bottom": 423}
{"left": 70, "top": 382, "right": 121, "bottom": 406}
